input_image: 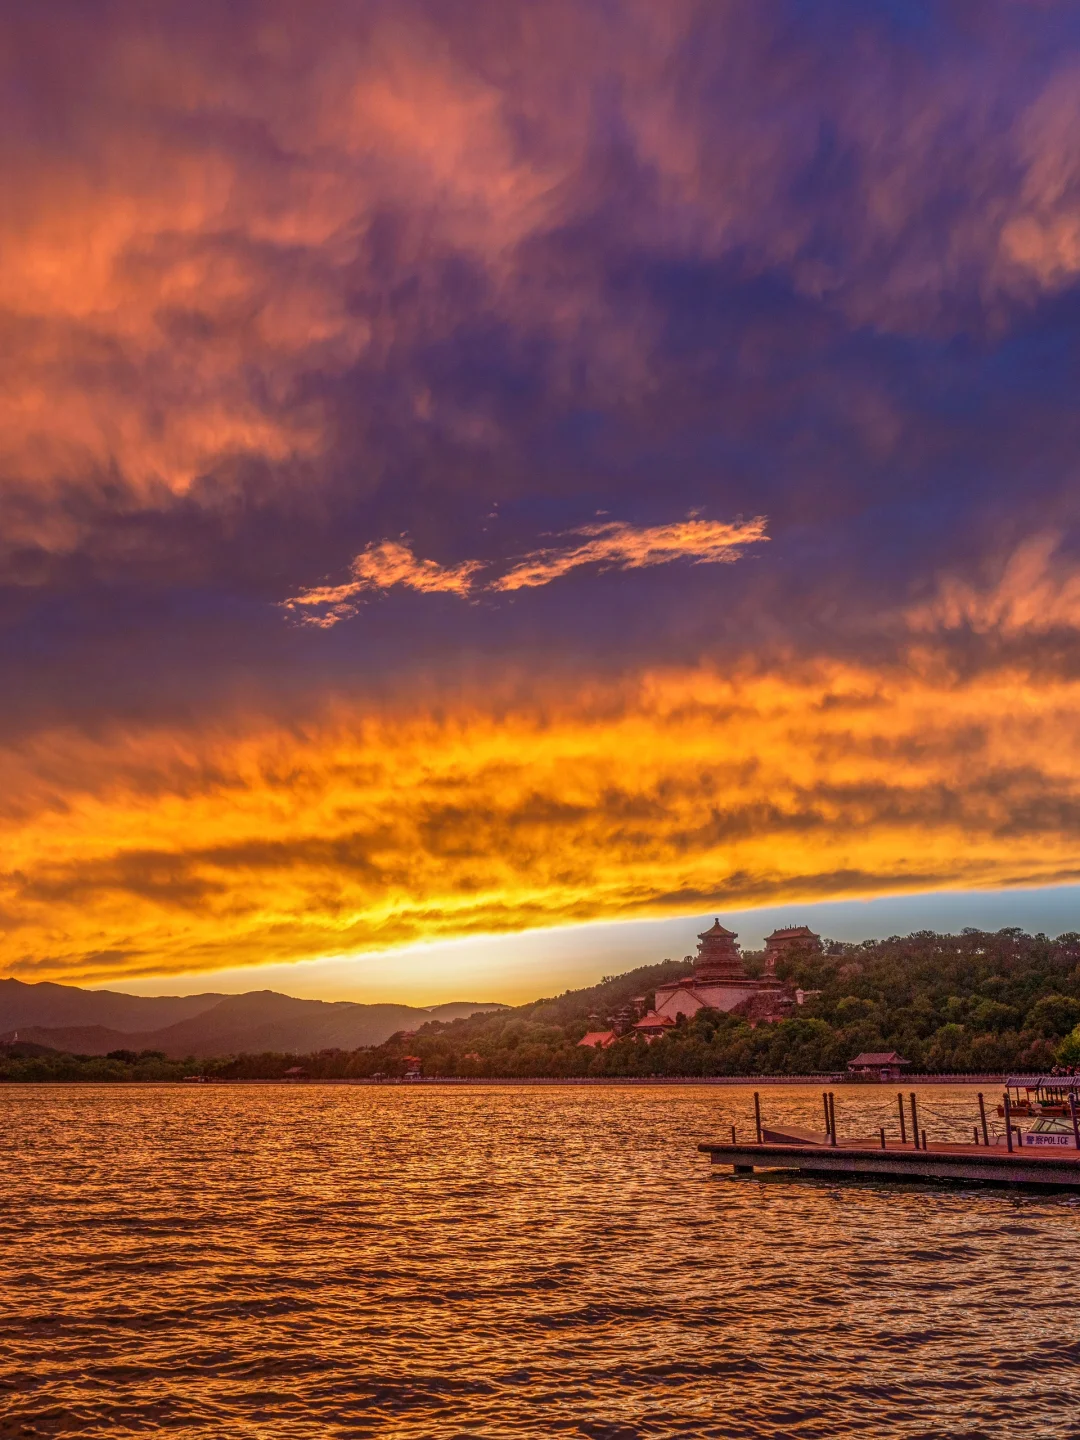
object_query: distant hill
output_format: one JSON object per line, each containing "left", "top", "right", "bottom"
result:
{"left": 0, "top": 978, "right": 505, "bottom": 1057}
{"left": 0, "top": 979, "right": 223, "bottom": 1031}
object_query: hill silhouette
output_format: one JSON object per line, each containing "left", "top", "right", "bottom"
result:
{"left": 0, "top": 978, "right": 505, "bottom": 1057}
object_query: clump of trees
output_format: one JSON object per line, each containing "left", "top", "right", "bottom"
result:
{"left": 5, "top": 929, "right": 1080, "bottom": 1082}
{"left": 0, "top": 1045, "right": 202, "bottom": 1083}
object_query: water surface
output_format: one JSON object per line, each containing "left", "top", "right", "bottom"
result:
{"left": 2, "top": 1084, "right": 1077, "bottom": 1438}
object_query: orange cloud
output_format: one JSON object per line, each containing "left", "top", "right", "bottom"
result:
{"left": 0, "top": 7, "right": 572, "bottom": 558}
{"left": 284, "top": 516, "right": 768, "bottom": 623}
{"left": 6, "top": 643, "right": 1080, "bottom": 987}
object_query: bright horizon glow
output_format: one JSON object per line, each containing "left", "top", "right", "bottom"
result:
{"left": 103, "top": 882, "right": 1080, "bottom": 1006}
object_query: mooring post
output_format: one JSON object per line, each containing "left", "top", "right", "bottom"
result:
{"left": 731, "top": 1123, "right": 737, "bottom": 1144}
{"left": 824, "top": 1091, "right": 832, "bottom": 1138}
{"left": 880, "top": 1127, "right": 886, "bottom": 1150}
{"left": 1004, "top": 1090, "right": 1013, "bottom": 1152}
{"left": 828, "top": 1092, "right": 838, "bottom": 1147}
{"left": 977, "top": 1091, "right": 989, "bottom": 1147}
{"left": 754, "top": 1090, "right": 763, "bottom": 1144}
{"left": 1070, "top": 1092, "right": 1080, "bottom": 1151}
{"left": 921, "top": 1129, "right": 927, "bottom": 1151}
{"left": 909, "top": 1092, "right": 920, "bottom": 1151}
{"left": 898, "top": 1092, "right": 907, "bottom": 1144}
{"left": 973, "top": 1126, "right": 979, "bottom": 1143}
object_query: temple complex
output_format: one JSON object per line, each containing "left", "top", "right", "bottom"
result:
{"left": 632, "top": 919, "right": 822, "bottom": 1037}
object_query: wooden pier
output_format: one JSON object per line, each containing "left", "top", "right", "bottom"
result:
{"left": 699, "top": 1137, "right": 1080, "bottom": 1189}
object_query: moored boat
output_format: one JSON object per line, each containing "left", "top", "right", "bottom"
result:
{"left": 995, "top": 1115, "right": 1079, "bottom": 1148}
{"left": 997, "top": 1076, "right": 1080, "bottom": 1118}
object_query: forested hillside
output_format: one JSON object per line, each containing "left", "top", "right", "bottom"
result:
{"left": 5, "top": 929, "right": 1080, "bottom": 1082}
{"left": 338, "top": 928, "right": 1080, "bottom": 1079}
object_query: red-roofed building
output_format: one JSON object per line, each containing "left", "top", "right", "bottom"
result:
{"left": 847, "top": 1051, "right": 910, "bottom": 1082}
{"left": 577, "top": 1030, "right": 618, "bottom": 1049}
{"left": 763, "top": 925, "right": 823, "bottom": 976}
{"left": 632, "top": 1012, "right": 676, "bottom": 1042}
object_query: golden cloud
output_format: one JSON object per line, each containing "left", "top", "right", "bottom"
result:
{"left": 5, "top": 643, "right": 1080, "bottom": 986}
{"left": 284, "top": 516, "right": 768, "bottom": 623}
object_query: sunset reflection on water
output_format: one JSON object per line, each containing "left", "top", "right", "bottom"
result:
{"left": 2, "top": 1084, "right": 1078, "bottom": 1438}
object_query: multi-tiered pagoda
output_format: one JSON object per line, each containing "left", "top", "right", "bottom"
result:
{"left": 691, "top": 920, "right": 748, "bottom": 982}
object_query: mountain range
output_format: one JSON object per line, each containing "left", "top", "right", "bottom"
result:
{"left": 0, "top": 979, "right": 505, "bottom": 1057}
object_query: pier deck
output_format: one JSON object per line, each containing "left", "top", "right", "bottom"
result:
{"left": 698, "top": 1138, "right": 1080, "bottom": 1189}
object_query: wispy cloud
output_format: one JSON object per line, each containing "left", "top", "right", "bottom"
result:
{"left": 491, "top": 516, "right": 768, "bottom": 591}
{"left": 908, "top": 534, "right": 1080, "bottom": 637}
{"left": 282, "top": 541, "right": 484, "bottom": 628}
{"left": 284, "top": 516, "right": 769, "bottom": 625}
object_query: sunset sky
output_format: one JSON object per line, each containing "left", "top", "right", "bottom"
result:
{"left": 5, "top": 0, "right": 1080, "bottom": 1002}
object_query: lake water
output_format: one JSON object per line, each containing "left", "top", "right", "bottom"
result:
{"left": 2, "top": 1083, "right": 1078, "bottom": 1439}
